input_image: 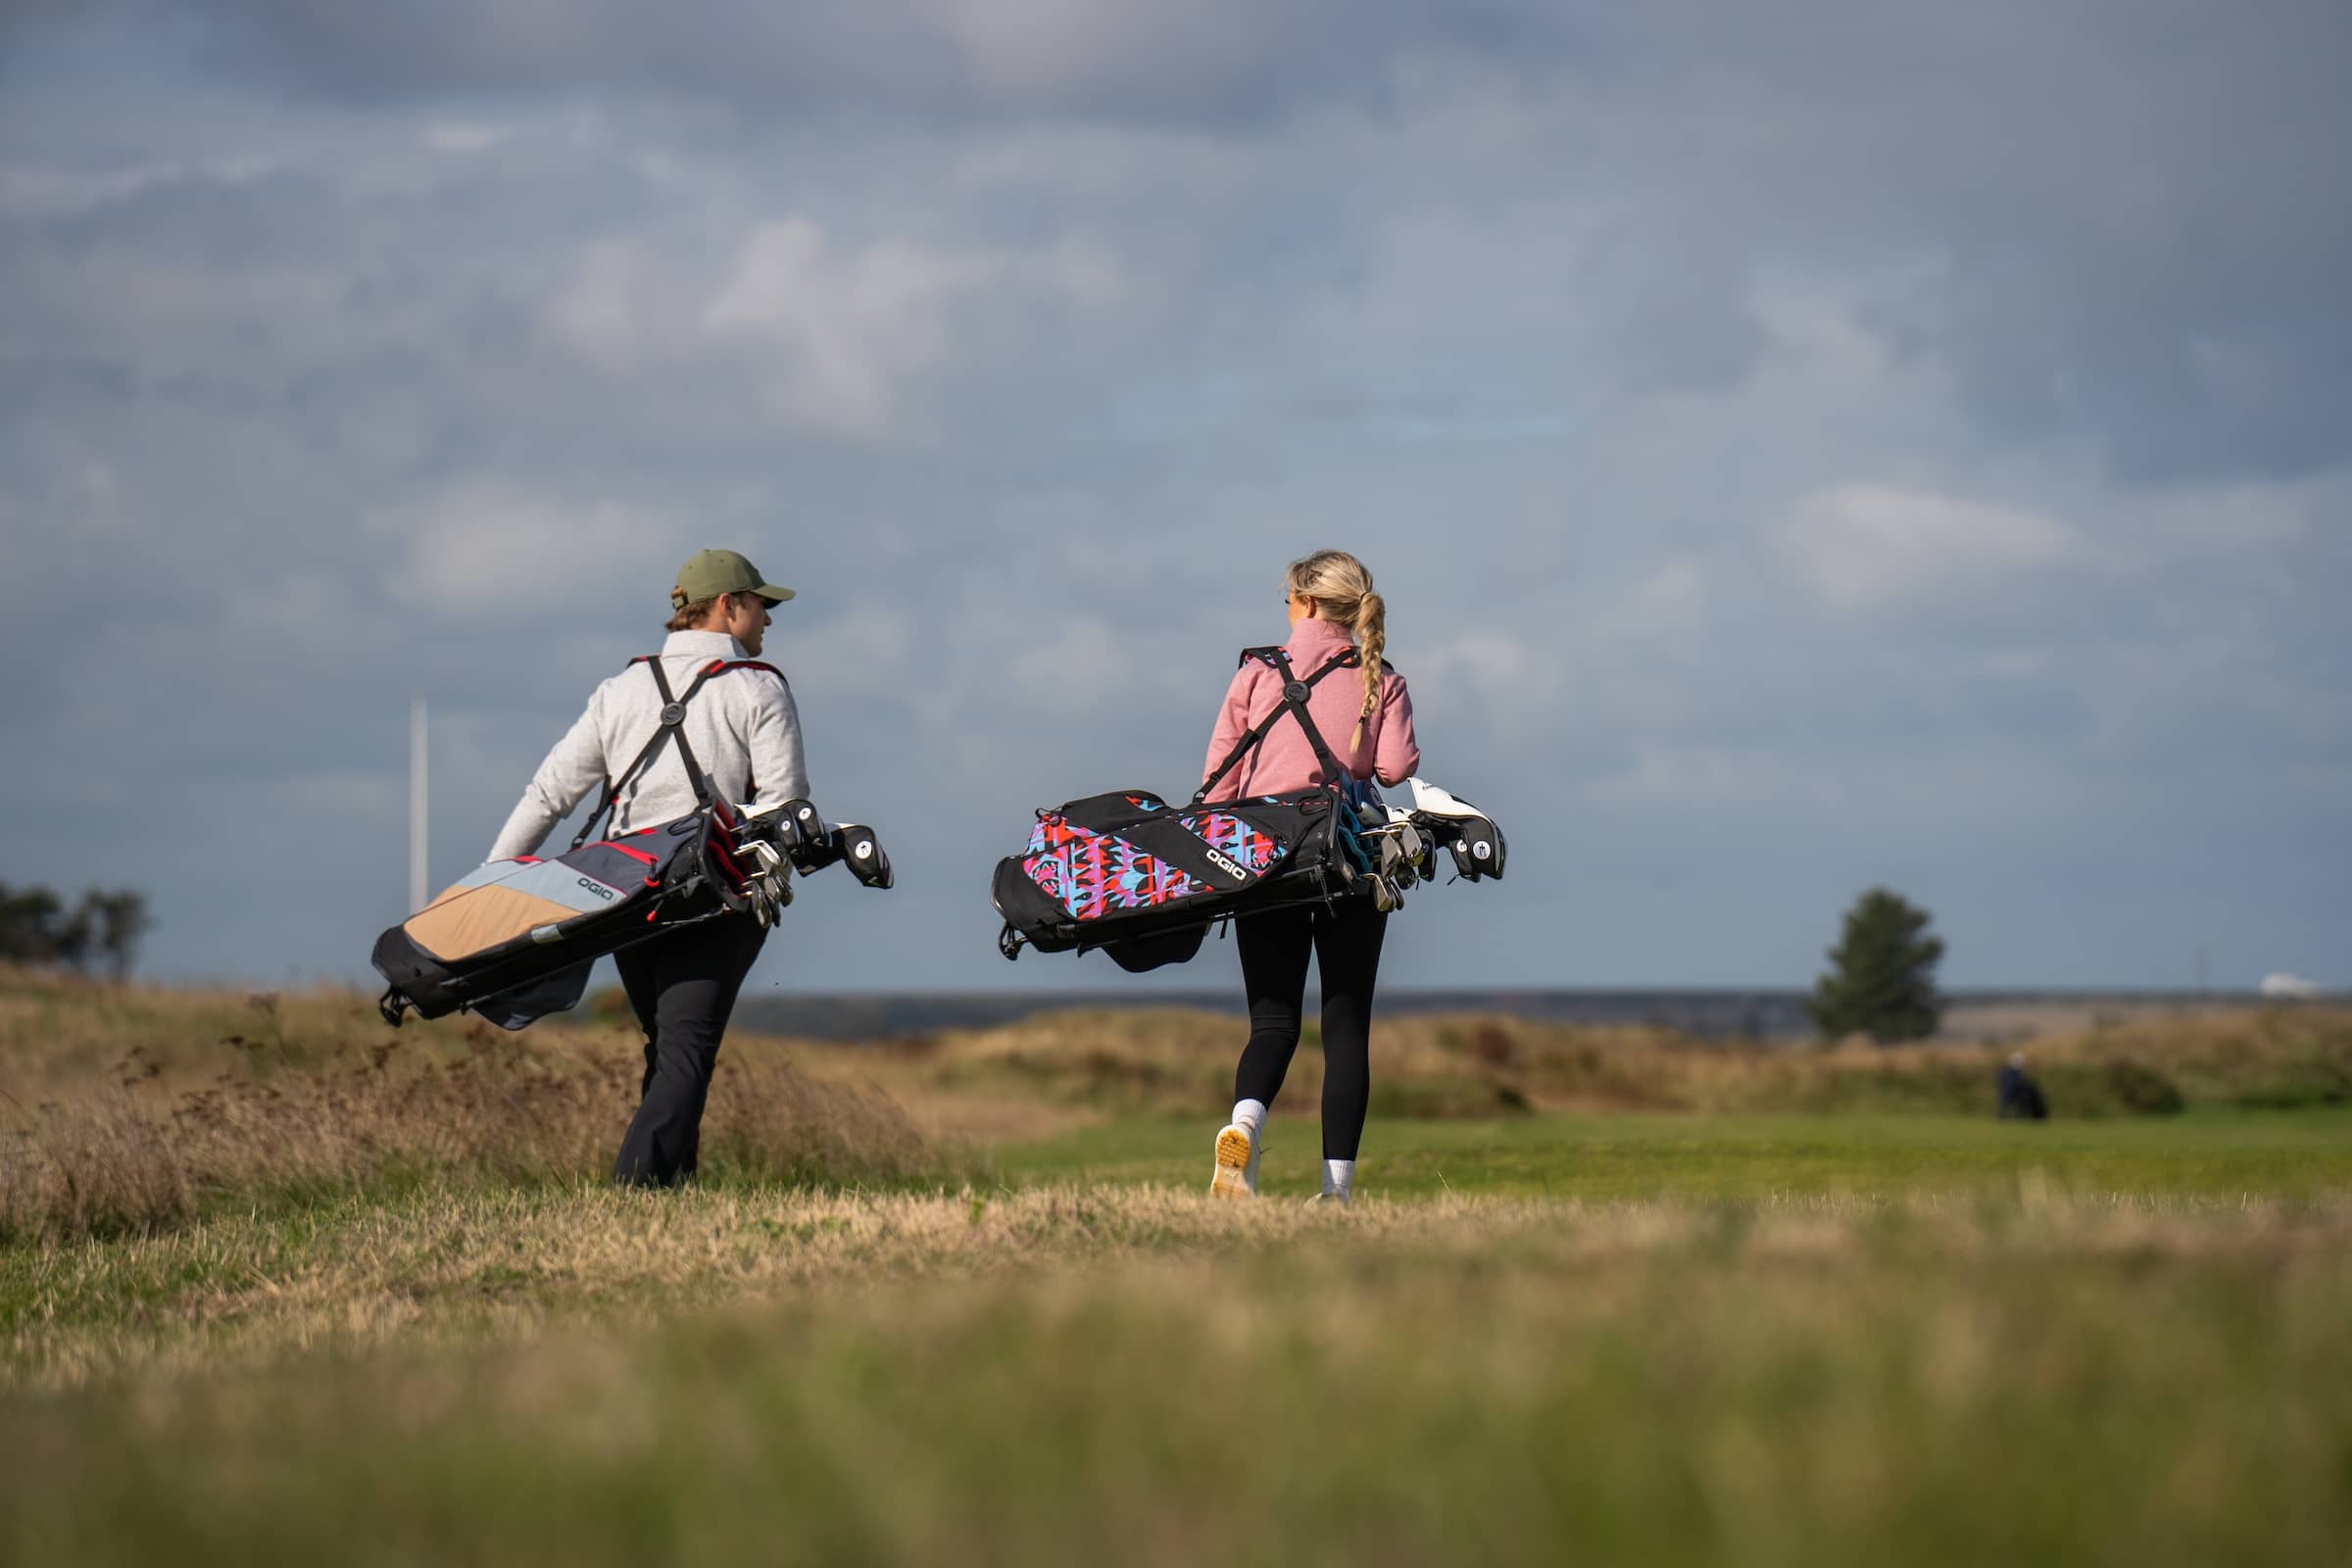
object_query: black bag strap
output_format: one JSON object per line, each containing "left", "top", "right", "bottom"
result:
{"left": 570, "top": 657, "right": 728, "bottom": 850}
{"left": 647, "top": 659, "right": 720, "bottom": 809}
{"left": 1191, "top": 645, "right": 1360, "bottom": 807}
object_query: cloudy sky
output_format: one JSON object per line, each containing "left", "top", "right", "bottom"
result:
{"left": 3, "top": 2, "right": 2345, "bottom": 997}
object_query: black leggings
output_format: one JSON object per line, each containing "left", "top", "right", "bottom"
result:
{"left": 1232, "top": 899, "right": 1389, "bottom": 1160}
{"left": 611, "top": 914, "right": 766, "bottom": 1187}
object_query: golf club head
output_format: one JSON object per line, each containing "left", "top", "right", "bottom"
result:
{"left": 780, "top": 798, "right": 829, "bottom": 856}
{"left": 761, "top": 798, "right": 847, "bottom": 873}
{"left": 1446, "top": 818, "right": 1504, "bottom": 880}
{"left": 750, "top": 872, "right": 794, "bottom": 927}
{"left": 832, "top": 824, "right": 894, "bottom": 890}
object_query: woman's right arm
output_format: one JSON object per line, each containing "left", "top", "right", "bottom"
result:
{"left": 486, "top": 695, "right": 608, "bottom": 862}
{"left": 1372, "top": 671, "right": 1420, "bottom": 786}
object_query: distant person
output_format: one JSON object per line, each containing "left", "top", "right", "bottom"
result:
{"left": 1997, "top": 1052, "right": 2049, "bottom": 1120}
{"left": 1200, "top": 550, "right": 1419, "bottom": 1206}
{"left": 488, "top": 550, "right": 808, "bottom": 1187}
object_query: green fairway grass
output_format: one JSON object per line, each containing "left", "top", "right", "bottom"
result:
{"left": 989, "top": 1105, "right": 2352, "bottom": 1200}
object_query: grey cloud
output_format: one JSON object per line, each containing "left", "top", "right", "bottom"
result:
{"left": 1578, "top": 2, "right": 2352, "bottom": 485}
{"left": 170, "top": 0, "right": 1573, "bottom": 126}
{"left": 1103, "top": 0, "right": 2352, "bottom": 486}
{"left": 0, "top": 1, "right": 85, "bottom": 54}
{"left": 30, "top": 2, "right": 2350, "bottom": 485}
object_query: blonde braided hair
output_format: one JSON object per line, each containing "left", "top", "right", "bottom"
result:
{"left": 1285, "top": 549, "right": 1388, "bottom": 750}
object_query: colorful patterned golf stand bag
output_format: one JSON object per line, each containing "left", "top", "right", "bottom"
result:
{"left": 992, "top": 644, "right": 1506, "bottom": 972}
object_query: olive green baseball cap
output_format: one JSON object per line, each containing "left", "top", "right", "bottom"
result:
{"left": 669, "top": 549, "right": 795, "bottom": 611}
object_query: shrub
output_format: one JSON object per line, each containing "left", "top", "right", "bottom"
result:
{"left": 2102, "top": 1059, "right": 2186, "bottom": 1116}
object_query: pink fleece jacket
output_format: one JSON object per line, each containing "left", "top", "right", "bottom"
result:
{"left": 1200, "top": 615, "right": 1420, "bottom": 802}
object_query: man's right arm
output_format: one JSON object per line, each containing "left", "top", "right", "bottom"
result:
{"left": 744, "top": 676, "right": 811, "bottom": 813}
{"left": 486, "top": 693, "right": 608, "bottom": 862}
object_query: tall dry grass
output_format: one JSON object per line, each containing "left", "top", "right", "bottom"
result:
{"left": 8, "top": 964, "right": 2347, "bottom": 1242}
{"left": 0, "top": 969, "right": 942, "bottom": 1246}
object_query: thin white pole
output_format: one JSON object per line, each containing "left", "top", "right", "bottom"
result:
{"left": 409, "top": 696, "right": 429, "bottom": 911}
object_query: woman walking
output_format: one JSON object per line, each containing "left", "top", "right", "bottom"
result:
{"left": 487, "top": 549, "right": 809, "bottom": 1188}
{"left": 1199, "top": 550, "right": 1419, "bottom": 1205}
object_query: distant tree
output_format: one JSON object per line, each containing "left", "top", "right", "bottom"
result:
{"left": 1809, "top": 887, "right": 1945, "bottom": 1043}
{"left": 0, "top": 882, "right": 152, "bottom": 978}
{"left": 0, "top": 882, "right": 68, "bottom": 964}
{"left": 80, "top": 890, "right": 154, "bottom": 981}
{"left": 51, "top": 897, "right": 94, "bottom": 970}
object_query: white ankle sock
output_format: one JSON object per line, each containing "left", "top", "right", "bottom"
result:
{"left": 1231, "top": 1099, "right": 1268, "bottom": 1137}
{"left": 1321, "top": 1158, "right": 1354, "bottom": 1196}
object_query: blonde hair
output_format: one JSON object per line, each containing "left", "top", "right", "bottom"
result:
{"left": 1286, "top": 549, "right": 1388, "bottom": 749}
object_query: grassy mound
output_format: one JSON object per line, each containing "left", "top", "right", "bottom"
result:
{"left": 0, "top": 970, "right": 942, "bottom": 1245}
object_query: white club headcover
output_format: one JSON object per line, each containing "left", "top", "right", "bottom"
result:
{"left": 1396, "top": 776, "right": 1488, "bottom": 820}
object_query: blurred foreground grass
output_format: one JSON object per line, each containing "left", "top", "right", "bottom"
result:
{"left": 5, "top": 1187, "right": 2347, "bottom": 1566}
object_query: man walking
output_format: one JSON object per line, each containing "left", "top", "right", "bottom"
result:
{"left": 488, "top": 550, "right": 808, "bottom": 1186}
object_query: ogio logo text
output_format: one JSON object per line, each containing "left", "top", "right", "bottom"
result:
{"left": 1204, "top": 849, "right": 1249, "bottom": 882}
{"left": 577, "top": 877, "right": 616, "bottom": 902}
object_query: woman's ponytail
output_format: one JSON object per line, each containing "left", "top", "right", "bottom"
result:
{"left": 1285, "top": 549, "right": 1389, "bottom": 754}
{"left": 1351, "top": 591, "right": 1386, "bottom": 750}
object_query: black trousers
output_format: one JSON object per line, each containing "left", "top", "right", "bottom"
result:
{"left": 611, "top": 914, "right": 766, "bottom": 1187}
{"left": 1232, "top": 899, "right": 1389, "bottom": 1160}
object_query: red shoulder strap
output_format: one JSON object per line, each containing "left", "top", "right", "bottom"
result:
{"left": 626, "top": 656, "right": 779, "bottom": 673}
